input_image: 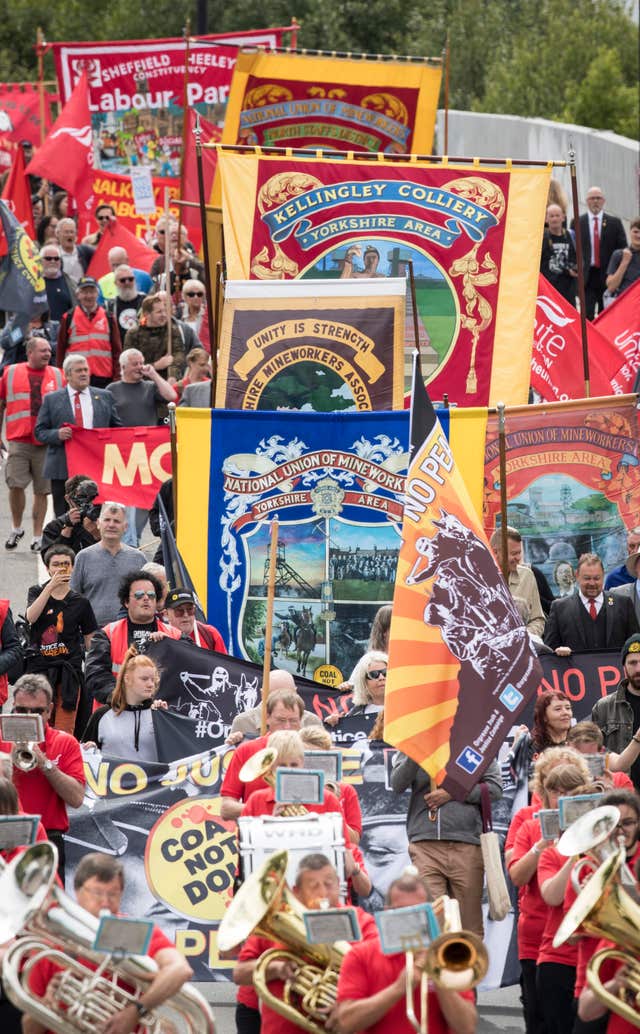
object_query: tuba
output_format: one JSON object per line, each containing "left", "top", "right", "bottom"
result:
{"left": 552, "top": 845, "right": 640, "bottom": 1028}
{"left": 218, "top": 849, "right": 347, "bottom": 1034}
{"left": 1, "top": 842, "right": 215, "bottom": 1034}
{"left": 239, "top": 746, "right": 308, "bottom": 816}
{"left": 404, "top": 896, "right": 488, "bottom": 1034}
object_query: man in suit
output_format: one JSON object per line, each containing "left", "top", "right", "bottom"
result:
{"left": 544, "top": 552, "right": 639, "bottom": 655}
{"left": 35, "top": 353, "right": 122, "bottom": 516}
{"left": 574, "top": 186, "right": 627, "bottom": 319}
{"left": 611, "top": 551, "right": 640, "bottom": 626}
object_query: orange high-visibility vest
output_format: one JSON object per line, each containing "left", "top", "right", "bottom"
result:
{"left": 67, "top": 306, "right": 113, "bottom": 378}
{"left": 4, "top": 363, "right": 63, "bottom": 440}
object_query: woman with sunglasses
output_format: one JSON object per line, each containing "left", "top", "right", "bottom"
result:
{"left": 81, "top": 647, "right": 167, "bottom": 762}
{"left": 325, "top": 650, "right": 388, "bottom": 730}
{"left": 177, "top": 279, "right": 210, "bottom": 351}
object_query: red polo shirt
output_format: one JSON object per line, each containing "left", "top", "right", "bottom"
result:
{"left": 0, "top": 725, "right": 85, "bottom": 832}
{"left": 508, "top": 817, "right": 548, "bottom": 962}
{"left": 221, "top": 735, "right": 270, "bottom": 803}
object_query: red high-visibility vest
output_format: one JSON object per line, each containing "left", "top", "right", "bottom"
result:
{"left": 67, "top": 306, "right": 113, "bottom": 378}
{"left": 3, "top": 363, "right": 63, "bottom": 440}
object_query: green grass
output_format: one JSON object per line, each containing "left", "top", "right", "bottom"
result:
{"left": 333, "top": 579, "right": 395, "bottom": 601}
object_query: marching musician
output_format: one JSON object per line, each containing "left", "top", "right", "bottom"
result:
{"left": 299, "top": 725, "right": 362, "bottom": 844}
{"left": 334, "top": 872, "right": 477, "bottom": 1034}
{"left": 23, "top": 852, "right": 193, "bottom": 1034}
{"left": 240, "top": 730, "right": 371, "bottom": 901}
{"left": 0, "top": 673, "right": 85, "bottom": 881}
{"left": 233, "top": 853, "right": 377, "bottom": 1034}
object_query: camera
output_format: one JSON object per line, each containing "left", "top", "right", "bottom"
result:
{"left": 67, "top": 479, "right": 101, "bottom": 523}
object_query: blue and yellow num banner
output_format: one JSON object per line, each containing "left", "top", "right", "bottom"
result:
{"left": 176, "top": 406, "right": 487, "bottom": 668}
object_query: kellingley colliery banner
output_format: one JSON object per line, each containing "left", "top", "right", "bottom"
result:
{"left": 221, "top": 49, "right": 442, "bottom": 154}
{"left": 176, "top": 408, "right": 408, "bottom": 683}
{"left": 215, "top": 278, "right": 406, "bottom": 412}
{"left": 217, "top": 149, "right": 551, "bottom": 406}
{"left": 483, "top": 395, "right": 640, "bottom": 593}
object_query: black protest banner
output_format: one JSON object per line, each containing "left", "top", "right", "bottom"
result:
{"left": 518, "top": 648, "right": 623, "bottom": 727}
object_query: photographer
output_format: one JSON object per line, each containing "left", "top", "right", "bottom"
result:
{"left": 40, "top": 476, "right": 102, "bottom": 558}
{"left": 35, "top": 353, "right": 122, "bottom": 516}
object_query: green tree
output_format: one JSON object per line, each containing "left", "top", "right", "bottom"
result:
{"left": 567, "top": 47, "right": 639, "bottom": 138}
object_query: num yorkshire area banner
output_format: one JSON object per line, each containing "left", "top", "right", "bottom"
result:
{"left": 384, "top": 363, "right": 541, "bottom": 799}
{"left": 216, "top": 278, "right": 406, "bottom": 411}
{"left": 218, "top": 150, "right": 551, "bottom": 406}
{"left": 483, "top": 396, "right": 640, "bottom": 594}
{"left": 221, "top": 50, "right": 442, "bottom": 154}
{"left": 176, "top": 408, "right": 408, "bottom": 684}
{"left": 65, "top": 426, "right": 171, "bottom": 508}
{"left": 52, "top": 29, "right": 284, "bottom": 179}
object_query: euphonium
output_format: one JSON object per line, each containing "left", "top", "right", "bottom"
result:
{"left": 218, "top": 849, "right": 348, "bottom": 1034}
{"left": 1, "top": 842, "right": 215, "bottom": 1034}
{"left": 556, "top": 805, "right": 625, "bottom": 892}
{"left": 239, "top": 746, "right": 308, "bottom": 816}
{"left": 405, "top": 896, "right": 489, "bottom": 1034}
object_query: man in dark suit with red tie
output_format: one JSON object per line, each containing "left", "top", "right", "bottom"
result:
{"left": 544, "top": 552, "right": 639, "bottom": 655}
{"left": 35, "top": 354, "right": 122, "bottom": 516}
{"left": 574, "top": 185, "right": 627, "bottom": 319}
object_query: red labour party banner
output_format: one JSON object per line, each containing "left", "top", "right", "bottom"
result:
{"left": 531, "top": 274, "right": 634, "bottom": 401}
{"left": 64, "top": 426, "right": 171, "bottom": 508}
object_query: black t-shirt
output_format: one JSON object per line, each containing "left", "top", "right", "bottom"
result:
{"left": 626, "top": 690, "right": 640, "bottom": 790}
{"left": 127, "top": 618, "right": 159, "bottom": 653}
{"left": 26, "top": 585, "right": 98, "bottom": 667}
{"left": 540, "top": 230, "right": 577, "bottom": 304}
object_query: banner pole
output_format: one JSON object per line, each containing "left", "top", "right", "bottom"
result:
{"left": 497, "top": 402, "right": 509, "bottom": 579}
{"left": 569, "top": 144, "right": 591, "bottom": 398}
{"left": 443, "top": 30, "right": 450, "bottom": 154}
{"left": 407, "top": 260, "right": 421, "bottom": 355}
{"left": 261, "top": 518, "right": 279, "bottom": 735}
{"left": 164, "top": 186, "right": 173, "bottom": 356}
{"left": 36, "top": 28, "right": 49, "bottom": 214}
{"left": 211, "top": 258, "right": 222, "bottom": 407}
{"left": 177, "top": 19, "right": 191, "bottom": 255}
{"left": 194, "top": 112, "right": 217, "bottom": 375}
{"left": 168, "top": 402, "right": 179, "bottom": 551}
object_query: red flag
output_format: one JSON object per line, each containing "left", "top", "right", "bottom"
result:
{"left": 181, "top": 109, "right": 220, "bottom": 251}
{"left": 0, "top": 145, "right": 34, "bottom": 239}
{"left": 25, "top": 72, "right": 93, "bottom": 212}
{"left": 531, "top": 274, "right": 633, "bottom": 401}
{"left": 593, "top": 280, "right": 640, "bottom": 381}
{"left": 85, "top": 219, "right": 157, "bottom": 279}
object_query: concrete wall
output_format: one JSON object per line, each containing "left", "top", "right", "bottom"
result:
{"left": 435, "top": 110, "right": 639, "bottom": 228}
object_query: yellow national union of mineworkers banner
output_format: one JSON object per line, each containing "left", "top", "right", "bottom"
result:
{"left": 217, "top": 149, "right": 552, "bottom": 407}
{"left": 216, "top": 278, "right": 406, "bottom": 411}
{"left": 221, "top": 49, "right": 442, "bottom": 155}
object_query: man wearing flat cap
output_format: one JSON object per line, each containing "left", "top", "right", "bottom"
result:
{"left": 610, "top": 549, "right": 640, "bottom": 625}
{"left": 56, "top": 276, "right": 121, "bottom": 388}
{"left": 592, "top": 633, "right": 640, "bottom": 791}
{"left": 164, "top": 588, "right": 227, "bottom": 653}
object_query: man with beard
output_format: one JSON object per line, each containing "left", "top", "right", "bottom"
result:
{"left": 123, "top": 293, "right": 198, "bottom": 385}
{"left": 592, "top": 634, "right": 640, "bottom": 792}
{"left": 98, "top": 247, "right": 153, "bottom": 300}
{"left": 105, "top": 265, "right": 146, "bottom": 345}
{"left": 40, "top": 243, "right": 75, "bottom": 322}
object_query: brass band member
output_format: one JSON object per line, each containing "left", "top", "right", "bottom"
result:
{"left": 335, "top": 872, "right": 477, "bottom": 1034}
{"left": 24, "top": 852, "right": 193, "bottom": 1034}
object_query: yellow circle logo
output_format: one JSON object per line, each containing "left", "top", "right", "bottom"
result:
{"left": 145, "top": 796, "right": 237, "bottom": 923}
{"left": 313, "top": 664, "right": 343, "bottom": 687}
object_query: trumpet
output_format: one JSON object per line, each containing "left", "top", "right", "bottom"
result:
{"left": 405, "top": 896, "right": 488, "bottom": 1034}
{"left": 11, "top": 741, "right": 38, "bottom": 772}
{"left": 239, "top": 746, "right": 308, "bottom": 816}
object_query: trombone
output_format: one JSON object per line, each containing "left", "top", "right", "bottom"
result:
{"left": 404, "top": 897, "right": 488, "bottom": 1034}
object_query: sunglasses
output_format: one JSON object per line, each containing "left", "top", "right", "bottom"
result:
{"left": 97, "top": 214, "right": 111, "bottom": 222}
{"left": 185, "top": 291, "right": 204, "bottom": 298}
{"left": 117, "top": 277, "right": 135, "bottom": 284}
{"left": 132, "top": 590, "right": 156, "bottom": 600}
{"left": 42, "top": 255, "right": 61, "bottom": 261}
{"left": 14, "top": 705, "right": 48, "bottom": 715}
{"left": 366, "top": 669, "right": 387, "bottom": 680}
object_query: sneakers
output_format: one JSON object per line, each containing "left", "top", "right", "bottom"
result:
{"left": 5, "top": 529, "right": 24, "bottom": 550}
{"left": 30, "top": 537, "right": 42, "bottom": 552}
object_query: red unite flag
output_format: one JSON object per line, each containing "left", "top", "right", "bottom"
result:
{"left": 531, "top": 274, "right": 634, "bottom": 401}
{"left": 594, "top": 279, "right": 640, "bottom": 384}
{"left": 0, "top": 145, "right": 34, "bottom": 239}
{"left": 25, "top": 71, "right": 93, "bottom": 214}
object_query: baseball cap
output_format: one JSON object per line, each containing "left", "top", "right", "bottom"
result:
{"left": 166, "top": 588, "right": 195, "bottom": 608}
{"left": 621, "top": 634, "right": 640, "bottom": 666}
{"left": 76, "top": 276, "right": 99, "bottom": 290}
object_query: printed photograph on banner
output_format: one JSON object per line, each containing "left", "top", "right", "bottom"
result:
{"left": 216, "top": 280, "right": 406, "bottom": 411}
{"left": 219, "top": 152, "right": 551, "bottom": 405}
{"left": 206, "top": 410, "right": 408, "bottom": 684}
{"left": 483, "top": 398, "right": 640, "bottom": 594}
